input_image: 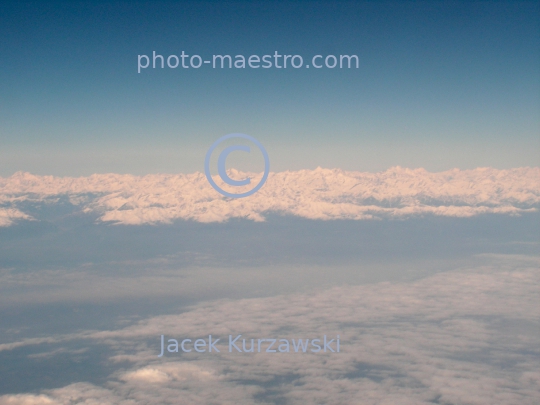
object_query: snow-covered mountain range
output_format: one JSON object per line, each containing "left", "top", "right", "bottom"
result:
{"left": 1, "top": 167, "right": 538, "bottom": 226}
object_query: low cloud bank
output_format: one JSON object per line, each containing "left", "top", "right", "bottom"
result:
{"left": 0, "top": 255, "right": 538, "bottom": 404}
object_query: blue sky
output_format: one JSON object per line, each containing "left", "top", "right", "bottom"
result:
{"left": 0, "top": 0, "right": 538, "bottom": 175}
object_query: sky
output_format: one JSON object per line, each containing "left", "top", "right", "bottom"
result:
{"left": 0, "top": 2, "right": 539, "bottom": 404}
{"left": 0, "top": 0, "right": 539, "bottom": 176}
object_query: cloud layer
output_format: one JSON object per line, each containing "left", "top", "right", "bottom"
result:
{"left": 0, "top": 167, "right": 539, "bottom": 226}
{"left": 0, "top": 254, "right": 538, "bottom": 404}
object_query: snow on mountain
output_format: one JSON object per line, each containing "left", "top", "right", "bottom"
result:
{"left": 0, "top": 167, "right": 538, "bottom": 226}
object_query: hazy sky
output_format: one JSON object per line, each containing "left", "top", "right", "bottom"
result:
{"left": 1, "top": 1, "right": 539, "bottom": 175}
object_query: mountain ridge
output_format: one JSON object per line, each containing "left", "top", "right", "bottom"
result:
{"left": 1, "top": 167, "right": 538, "bottom": 226}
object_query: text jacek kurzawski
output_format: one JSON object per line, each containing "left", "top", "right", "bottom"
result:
{"left": 158, "top": 334, "right": 340, "bottom": 356}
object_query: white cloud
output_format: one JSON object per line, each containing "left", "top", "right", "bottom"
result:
{"left": 0, "top": 255, "right": 538, "bottom": 404}
{"left": 121, "top": 368, "right": 171, "bottom": 384}
{"left": 121, "top": 363, "right": 216, "bottom": 384}
{"left": 0, "top": 167, "right": 538, "bottom": 226}
{"left": 0, "top": 208, "right": 31, "bottom": 227}
{"left": 0, "top": 395, "right": 57, "bottom": 405}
